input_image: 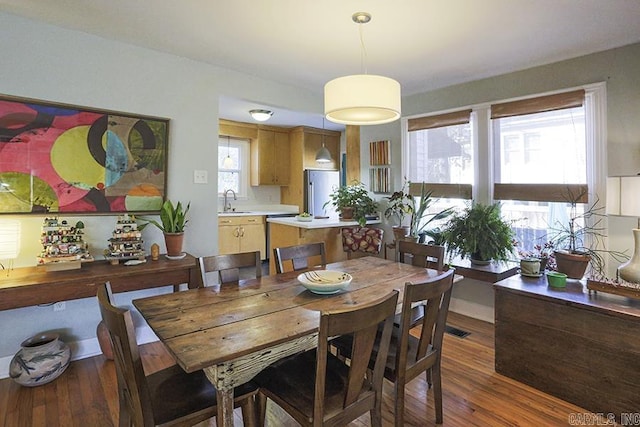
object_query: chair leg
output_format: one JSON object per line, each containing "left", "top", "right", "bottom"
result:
{"left": 426, "top": 367, "right": 433, "bottom": 389}
{"left": 370, "top": 407, "right": 382, "bottom": 427}
{"left": 433, "top": 363, "right": 443, "bottom": 424}
{"left": 394, "top": 381, "right": 405, "bottom": 427}
{"left": 257, "top": 392, "right": 268, "bottom": 427}
{"left": 240, "top": 395, "right": 257, "bottom": 427}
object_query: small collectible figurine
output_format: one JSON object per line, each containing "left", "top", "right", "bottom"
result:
{"left": 151, "top": 243, "right": 160, "bottom": 261}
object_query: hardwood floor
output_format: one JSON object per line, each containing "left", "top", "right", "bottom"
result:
{"left": 0, "top": 312, "right": 588, "bottom": 426}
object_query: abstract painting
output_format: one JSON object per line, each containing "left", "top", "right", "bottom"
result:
{"left": 0, "top": 95, "right": 168, "bottom": 213}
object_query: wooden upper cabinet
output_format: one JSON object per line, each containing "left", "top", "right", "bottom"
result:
{"left": 251, "top": 128, "right": 290, "bottom": 186}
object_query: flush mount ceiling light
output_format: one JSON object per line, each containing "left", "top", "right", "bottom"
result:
{"left": 324, "top": 12, "right": 401, "bottom": 126}
{"left": 249, "top": 109, "right": 273, "bottom": 122}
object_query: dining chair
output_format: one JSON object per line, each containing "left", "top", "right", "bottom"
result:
{"left": 341, "top": 226, "right": 384, "bottom": 260}
{"left": 198, "top": 250, "right": 262, "bottom": 287}
{"left": 273, "top": 242, "right": 326, "bottom": 273}
{"left": 96, "top": 283, "right": 259, "bottom": 427}
{"left": 330, "top": 269, "right": 454, "bottom": 426}
{"left": 386, "top": 269, "right": 454, "bottom": 426}
{"left": 397, "top": 240, "right": 445, "bottom": 270}
{"left": 254, "top": 290, "right": 399, "bottom": 427}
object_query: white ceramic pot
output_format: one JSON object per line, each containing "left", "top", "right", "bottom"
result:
{"left": 9, "top": 333, "right": 71, "bottom": 387}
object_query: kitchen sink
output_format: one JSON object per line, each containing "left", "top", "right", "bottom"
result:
{"left": 219, "top": 210, "right": 252, "bottom": 214}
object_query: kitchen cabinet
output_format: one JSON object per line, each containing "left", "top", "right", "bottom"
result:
{"left": 251, "top": 128, "right": 290, "bottom": 185}
{"left": 281, "top": 126, "right": 341, "bottom": 212}
{"left": 218, "top": 215, "right": 266, "bottom": 259}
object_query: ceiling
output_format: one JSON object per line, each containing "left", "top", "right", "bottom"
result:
{"left": 3, "top": 0, "right": 640, "bottom": 130}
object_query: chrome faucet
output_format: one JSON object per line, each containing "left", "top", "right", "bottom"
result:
{"left": 223, "top": 189, "right": 237, "bottom": 212}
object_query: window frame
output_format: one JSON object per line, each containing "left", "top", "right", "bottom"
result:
{"left": 218, "top": 136, "right": 250, "bottom": 198}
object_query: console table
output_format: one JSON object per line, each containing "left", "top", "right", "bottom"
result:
{"left": 494, "top": 275, "right": 640, "bottom": 421}
{"left": 0, "top": 254, "right": 200, "bottom": 311}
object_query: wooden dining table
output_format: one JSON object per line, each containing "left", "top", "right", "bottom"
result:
{"left": 133, "top": 256, "right": 457, "bottom": 427}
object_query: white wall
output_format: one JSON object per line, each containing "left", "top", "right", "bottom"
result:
{"left": 0, "top": 12, "right": 322, "bottom": 374}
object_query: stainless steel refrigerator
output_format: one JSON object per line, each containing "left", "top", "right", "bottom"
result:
{"left": 304, "top": 169, "right": 340, "bottom": 218}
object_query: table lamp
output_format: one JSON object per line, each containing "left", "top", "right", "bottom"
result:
{"left": 607, "top": 176, "right": 640, "bottom": 283}
{"left": 0, "top": 219, "right": 21, "bottom": 273}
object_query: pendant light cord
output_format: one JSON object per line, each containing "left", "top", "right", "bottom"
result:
{"left": 358, "top": 22, "right": 368, "bottom": 75}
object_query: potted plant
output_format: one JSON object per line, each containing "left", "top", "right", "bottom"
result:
{"left": 408, "top": 182, "right": 454, "bottom": 241}
{"left": 139, "top": 199, "right": 190, "bottom": 257}
{"left": 550, "top": 189, "right": 627, "bottom": 278}
{"left": 384, "top": 181, "right": 413, "bottom": 240}
{"left": 516, "top": 240, "right": 556, "bottom": 272}
{"left": 442, "top": 202, "right": 515, "bottom": 264}
{"left": 324, "top": 181, "right": 378, "bottom": 227}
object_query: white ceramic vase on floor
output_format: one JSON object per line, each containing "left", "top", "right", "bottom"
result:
{"left": 9, "top": 333, "right": 71, "bottom": 387}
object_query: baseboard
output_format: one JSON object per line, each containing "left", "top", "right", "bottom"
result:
{"left": 449, "top": 297, "right": 495, "bottom": 324}
{"left": 0, "top": 324, "right": 159, "bottom": 380}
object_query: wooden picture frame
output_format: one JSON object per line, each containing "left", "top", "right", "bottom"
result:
{"left": 0, "top": 94, "right": 169, "bottom": 214}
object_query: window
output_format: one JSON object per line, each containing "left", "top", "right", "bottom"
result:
{"left": 406, "top": 110, "right": 474, "bottom": 231}
{"left": 218, "top": 137, "right": 249, "bottom": 197}
{"left": 492, "top": 89, "right": 594, "bottom": 253}
{"left": 404, "top": 84, "right": 605, "bottom": 255}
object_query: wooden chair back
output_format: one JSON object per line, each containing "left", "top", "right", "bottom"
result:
{"left": 273, "top": 242, "right": 326, "bottom": 273}
{"left": 198, "top": 251, "right": 261, "bottom": 286}
{"left": 97, "top": 284, "right": 152, "bottom": 426}
{"left": 315, "top": 290, "right": 399, "bottom": 424}
{"left": 392, "top": 268, "right": 455, "bottom": 425}
{"left": 398, "top": 240, "right": 445, "bottom": 271}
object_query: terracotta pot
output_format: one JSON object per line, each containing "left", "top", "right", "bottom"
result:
{"left": 392, "top": 226, "right": 409, "bottom": 241}
{"left": 9, "top": 333, "right": 71, "bottom": 387}
{"left": 554, "top": 250, "right": 590, "bottom": 279}
{"left": 340, "top": 207, "right": 355, "bottom": 221}
{"left": 164, "top": 232, "right": 185, "bottom": 257}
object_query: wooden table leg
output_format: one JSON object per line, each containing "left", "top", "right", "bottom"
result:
{"left": 217, "top": 387, "right": 235, "bottom": 427}
{"left": 204, "top": 367, "right": 235, "bottom": 427}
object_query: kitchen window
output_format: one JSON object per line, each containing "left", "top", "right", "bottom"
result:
{"left": 218, "top": 137, "right": 249, "bottom": 197}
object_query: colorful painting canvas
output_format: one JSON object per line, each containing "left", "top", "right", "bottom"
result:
{"left": 0, "top": 96, "right": 168, "bottom": 213}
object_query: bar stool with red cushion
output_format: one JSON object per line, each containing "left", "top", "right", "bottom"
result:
{"left": 341, "top": 226, "right": 384, "bottom": 259}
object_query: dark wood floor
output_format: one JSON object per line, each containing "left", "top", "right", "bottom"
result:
{"left": 0, "top": 312, "right": 588, "bottom": 426}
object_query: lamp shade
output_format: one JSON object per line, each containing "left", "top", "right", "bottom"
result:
{"left": 315, "top": 146, "right": 332, "bottom": 163}
{"left": 324, "top": 74, "right": 401, "bottom": 125}
{"left": 0, "top": 219, "right": 20, "bottom": 259}
{"left": 607, "top": 176, "right": 640, "bottom": 216}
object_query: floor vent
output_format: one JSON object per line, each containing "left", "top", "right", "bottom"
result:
{"left": 445, "top": 325, "right": 471, "bottom": 338}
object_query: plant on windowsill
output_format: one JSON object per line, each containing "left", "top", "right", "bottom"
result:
{"left": 324, "top": 181, "right": 378, "bottom": 227}
{"left": 442, "top": 202, "right": 516, "bottom": 264}
{"left": 408, "top": 182, "right": 454, "bottom": 241}
{"left": 550, "top": 188, "right": 627, "bottom": 279}
{"left": 139, "top": 199, "right": 190, "bottom": 257}
{"left": 383, "top": 180, "right": 413, "bottom": 241}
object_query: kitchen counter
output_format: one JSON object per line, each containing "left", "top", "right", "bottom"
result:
{"left": 266, "top": 216, "right": 381, "bottom": 229}
{"left": 267, "top": 216, "right": 382, "bottom": 274}
{"left": 218, "top": 210, "right": 297, "bottom": 217}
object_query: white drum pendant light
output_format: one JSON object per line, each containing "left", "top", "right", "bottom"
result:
{"left": 324, "top": 12, "right": 401, "bottom": 126}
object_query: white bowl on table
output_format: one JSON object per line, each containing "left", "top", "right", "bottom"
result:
{"left": 297, "top": 270, "right": 352, "bottom": 294}
{"left": 295, "top": 215, "right": 313, "bottom": 222}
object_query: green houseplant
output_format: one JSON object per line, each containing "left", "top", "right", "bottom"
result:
{"left": 408, "top": 183, "right": 454, "bottom": 240}
{"left": 550, "top": 189, "right": 627, "bottom": 278}
{"left": 443, "top": 202, "right": 515, "bottom": 264}
{"left": 384, "top": 181, "right": 414, "bottom": 240}
{"left": 324, "top": 181, "right": 378, "bottom": 227}
{"left": 139, "top": 199, "right": 190, "bottom": 257}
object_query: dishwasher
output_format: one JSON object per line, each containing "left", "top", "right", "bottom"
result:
{"left": 265, "top": 213, "right": 297, "bottom": 260}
